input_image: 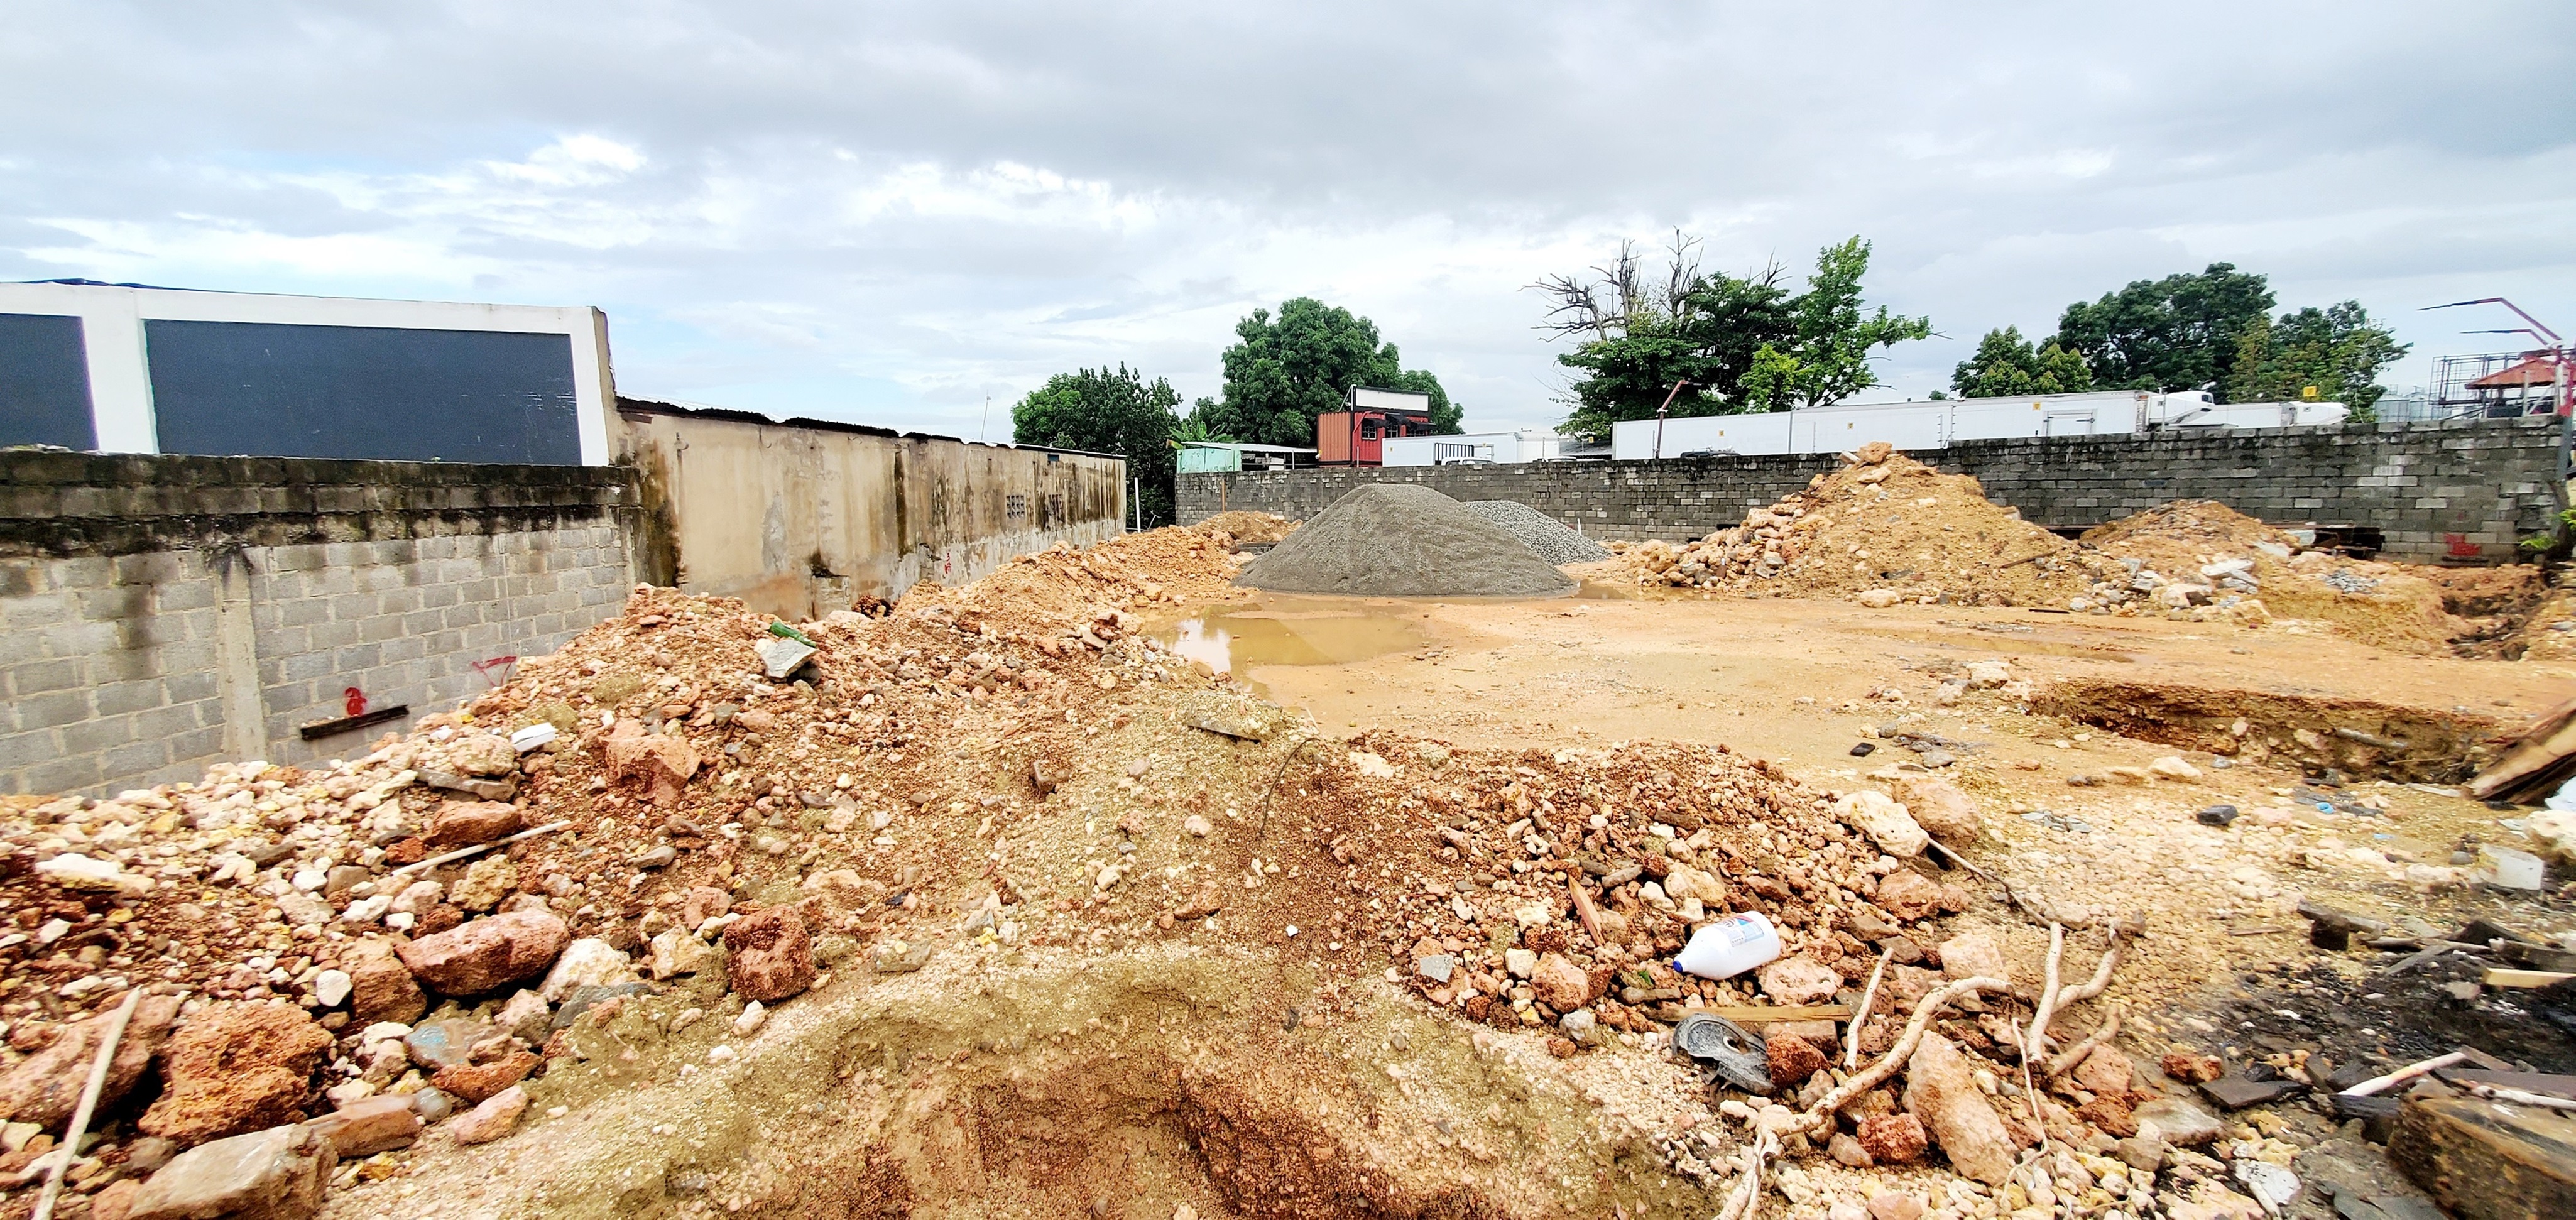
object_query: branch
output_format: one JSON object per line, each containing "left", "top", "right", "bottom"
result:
{"left": 2044, "top": 1005, "right": 2125, "bottom": 1079}
{"left": 1844, "top": 947, "right": 1894, "bottom": 1072}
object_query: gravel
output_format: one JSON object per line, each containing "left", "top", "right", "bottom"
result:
{"left": 1465, "top": 500, "right": 1612, "bottom": 565}
{"left": 1235, "top": 484, "right": 1577, "bottom": 597}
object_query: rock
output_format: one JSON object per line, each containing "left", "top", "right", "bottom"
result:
{"left": 418, "top": 767, "right": 518, "bottom": 802}
{"left": 1030, "top": 757, "right": 1069, "bottom": 796}
{"left": 647, "top": 930, "right": 723, "bottom": 981}
{"left": 682, "top": 887, "right": 734, "bottom": 930}
{"left": 140, "top": 1003, "right": 335, "bottom": 1147}
{"left": 2148, "top": 756, "right": 2202, "bottom": 780}
{"left": 126, "top": 1138, "right": 177, "bottom": 1174}
{"left": 447, "top": 734, "right": 519, "bottom": 778}
{"left": 300, "top": 1094, "right": 420, "bottom": 1157}
{"left": 2134, "top": 1096, "right": 2223, "bottom": 1146}
{"left": 1416, "top": 954, "right": 1455, "bottom": 984}
{"left": 92, "top": 1179, "right": 140, "bottom": 1220}
{"left": 1505, "top": 948, "right": 1537, "bottom": 978}
{"left": 1531, "top": 953, "right": 1591, "bottom": 1010}
{"left": 495, "top": 991, "right": 552, "bottom": 1043}
{"left": 1766, "top": 1032, "right": 1830, "bottom": 1089}
{"left": 424, "top": 801, "right": 523, "bottom": 848}
{"left": 538, "top": 938, "right": 639, "bottom": 1003}
{"left": 1902, "top": 1031, "right": 2015, "bottom": 1184}
{"left": 2161, "top": 1050, "right": 2225, "bottom": 1084}
{"left": 871, "top": 939, "right": 934, "bottom": 974}
{"left": 124, "top": 1124, "right": 334, "bottom": 1220}
{"left": 1857, "top": 589, "right": 1903, "bottom": 609}
{"left": 342, "top": 939, "right": 425, "bottom": 1027}
{"left": 1963, "top": 660, "right": 2011, "bottom": 689}
{"left": 430, "top": 1050, "right": 538, "bottom": 1104}
{"left": 733, "top": 1001, "right": 768, "bottom": 1037}
{"left": 1662, "top": 863, "right": 1727, "bottom": 906}
{"left": 310, "top": 970, "right": 352, "bottom": 1008}
{"left": 446, "top": 856, "right": 516, "bottom": 913}
{"left": 2072, "top": 1047, "right": 2134, "bottom": 1096}
{"left": 36, "top": 852, "right": 150, "bottom": 896}
{"left": 2116, "top": 1134, "right": 2170, "bottom": 1172}
{"left": 1874, "top": 869, "right": 1943, "bottom": 921}
{"left": 1936, "top": 932, "right": 2009, "bottom": 983}
{"left": 2197, "top": 805, "right": 2240, "bottom": 827}
{"left": 401, "top": 1018, "right": 488, "bottom": 1072}
{"left": 1838, "top": 791, "right": 1928, "bottom": 858}
{"left": 1182, "top": 814, "right": 1212, "bottom": 836}
{"left": 322, "top": 866, "right": 372, "bottom": 898}
{"left": 1830, "top": 1131, "right": 1874, "bottom": 1167}
{"left": 1886, "top": 776, "right": 1981, "bottom": 843}
{"left": 1758, "top": 956, "right": 1842, "bottom": 1006}
{"left": 409, "top": 1088, "right": 454, "bottom": 1124}
{"left": 388, "top": 880, "right": 446, "bottom": 918}
{"left": 633, "top": 846, "right": 677, "bottom": 870}
{"left": 447, "top": 1085, "right": 528, "bottom": 1146}
{"left": 755, "top": 636, "right": 816, "bottom": 680}
{"left": 275, "top": 891, "right": 333, "bottom": 928}
{"left": 1867, "top": 1192, "right": 1925, "bottom": 1220}
{"left": 604, "top": 721, "right": 701, "bottom": 807}
{"left": 0, "top": 993, "right": 180, "bottom": 1129}
{"left": 722, "top": 907, "right": 817, "bottom": 1002}
{"left": 396, "top": 909, "right": 570, "bottom": 996}
{"left": 1857, "top": 1113, "right": 1928, "bottom": 1164}
{"left": 551, "top": 983, "right": 651, "bottom": 1031}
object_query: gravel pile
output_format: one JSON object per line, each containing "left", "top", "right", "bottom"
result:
{"left": 1235, "top": 484, "right": 1576, "bottom": 597}
{"left": 1466, "top": 499, "right": 1612, "bottom": 564}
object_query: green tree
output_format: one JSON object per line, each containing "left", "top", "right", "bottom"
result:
{"left": 1011, "top": 364, "right": 1181, "bottom": 527}
{"left": 1169, "top": 403, "right": 1234, "bottom": 446}
{"left": 2048, "top": 263, "right": 2274, "bottom": 396}
{"left": 2223, "top": 302, "right": 2409, "bottom": 418}
{"left": 1199, "top": 298, "right": 1462, "bottom": 446}
{"left": 1534, "top": 234, "right": 1929, "bottom": 442}
{"left": 1950, "top": 325, "right": 2097, "bottom": 398}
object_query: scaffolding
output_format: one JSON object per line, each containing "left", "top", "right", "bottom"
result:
{"left": 2432, "top": 350, "right": 2572, "bottom": 419}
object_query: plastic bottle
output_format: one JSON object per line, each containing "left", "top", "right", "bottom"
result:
{"left": 1674, "top": 911, "right": 1783, "bottom": 981}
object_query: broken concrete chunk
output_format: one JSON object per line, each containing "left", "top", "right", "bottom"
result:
{"left": 125, "top": 1124, "right": 335, "bottom": 1220}
{"left": 1838, "top": 790, "right": 1928, "bottom": 858}
{"left": 755, "top": 636, "right": 817, "bottom": 680}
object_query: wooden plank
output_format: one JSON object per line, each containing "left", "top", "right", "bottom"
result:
{"left": 2441, "top": 1070, "right": 2576, "bottom": 1100}
{"left": 2482, "top": 969, "right": 2576, "bottom": 989}
{"left": 2390, "top": 1096, "right": 2576, "bottom": 1220}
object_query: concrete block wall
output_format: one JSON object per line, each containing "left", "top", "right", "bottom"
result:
{"left": 1, "top": 452, "right": 640, "bottom": 796}
{"left": 1179, "top": 417, "right": 2567, "bottom": 562}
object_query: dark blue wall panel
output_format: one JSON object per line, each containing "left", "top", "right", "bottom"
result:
{"left": 0, "top": 313, "right": 97, "bottom": 450}
{"left": 145, "top": 320, "right": 581, "bottom": 464}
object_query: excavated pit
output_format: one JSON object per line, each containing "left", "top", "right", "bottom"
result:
{"left": 2031, "top": 678, "right": 2509, "bottom": 783}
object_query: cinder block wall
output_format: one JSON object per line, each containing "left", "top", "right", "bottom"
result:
{"left": 1, "top": 453, "right": 640, "bottom": 796}
{"left": 1179, "top": 417, "right": 2568, "bottom": 562}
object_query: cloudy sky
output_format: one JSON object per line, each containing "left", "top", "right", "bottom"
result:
{"left": 6, "top": 2, "right": 2570, "bottom": 437}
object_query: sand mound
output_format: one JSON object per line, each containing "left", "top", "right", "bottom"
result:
{"left": 1466, "top": 499, "right": 1612, "bottom": 564}
{"left": 1196, "top": 509, "right": 1299, "bottom": 546}
{"left": 1236, "top": 484, "right": 1576, "bottom": 597}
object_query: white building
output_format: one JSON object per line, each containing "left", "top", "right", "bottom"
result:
{"left": 1380, "top": 430, "right": 1571, "bottom": 467}
{"left": 1608, "top": 390, "right": 2348, "bottom": 460}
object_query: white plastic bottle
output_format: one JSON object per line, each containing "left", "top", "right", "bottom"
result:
{"left": 1674, "top": 912, "right": 1783, "bottom": 981}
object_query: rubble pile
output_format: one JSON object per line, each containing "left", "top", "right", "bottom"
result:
{"left": 1191, "top": 509, "right": 1298, "bottom": 547}
{"left": 0, "top": 518, "right": 2247, "bottom": 1219}
{"left": 1237, "top": 484, "right": 1576, "bottom": 597}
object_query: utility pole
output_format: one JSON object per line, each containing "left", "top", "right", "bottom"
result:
{"left": 1651, "top": 379, "right": 1695, "bottom": 459}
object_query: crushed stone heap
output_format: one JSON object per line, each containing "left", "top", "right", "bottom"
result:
{"left": 1236, "top": 483, "right": 1576, "bottom": 598}
{"left": 1466, "top": 499, "right": 1613, "bottom": 564}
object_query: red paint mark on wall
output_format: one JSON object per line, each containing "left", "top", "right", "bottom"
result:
{"left": 2445, "top": 533, "right": 2482, "bottom": 558}
{"left": 472, "top": 656, "right": 518, "bottom": 688}
{"left": 344, "top": 687, "right": 368, "bottom": 717}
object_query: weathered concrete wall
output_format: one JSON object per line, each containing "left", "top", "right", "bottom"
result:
{"left": 1179, "top": 417, "right": 2568, "bottom": 562}
{"left": 617, "top": 399, "right": 1127, "bottom": 619}
{"left": 1, "top": 452, "right": 638, "bottom": 796}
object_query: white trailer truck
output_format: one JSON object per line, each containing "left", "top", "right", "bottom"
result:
{"left": 1608, "top": 390, "right": 2346, "bottom": 460}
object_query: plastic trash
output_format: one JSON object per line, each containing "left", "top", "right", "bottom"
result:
{"left": 508, "top": 724, "right": 558, "bottom": 753}
{"left": 1674, "top": 912, "right": 1783, "bottom": 981}
{"left": 1672, "top": 1012, "right": 1771, "bottom": 1092}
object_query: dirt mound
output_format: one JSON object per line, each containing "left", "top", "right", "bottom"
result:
{"left": 1236, "top": 484, "right": 1576, "bottom": 597}
{"left": 1195, "top": 509, "right": 1299, "bottom": 546}
{"left": 1607, "top": 445, "right": 2093, "bottom": 607}
{"left": 2033, "top": 678, "right": 2509, "bottom": 782}
{"left": 2078, "top": 499, "right": 2296, "bottom": 550}
{"left": 1466, "top": 499, "right": 1612, "bottom": 564}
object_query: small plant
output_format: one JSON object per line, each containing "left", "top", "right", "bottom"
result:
{"left": 2522, "top": 508, "right": 2576, "bottom": 554}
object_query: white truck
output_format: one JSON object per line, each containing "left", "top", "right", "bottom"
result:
{"left": 1609, "top": 390, "right": 2347, "bottom": 460}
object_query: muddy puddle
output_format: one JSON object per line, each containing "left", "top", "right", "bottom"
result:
{"left": 1153, "top": 599, "right": 1427, "bottom": 694}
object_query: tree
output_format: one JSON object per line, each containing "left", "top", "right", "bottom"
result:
{"left": 1169, "top": 404, "right": 1234, "bottom": 446}
{"left": 1950, "top": 325, "right": 2097, "bottom": 398}
{"left": 1011, "top": 364, "right": 1181, "bottom": 527}
{"left": 2223, "top": 302, "right": 2409, "bottom": 418}
{"left": 1198, "top": 298, "right": 1462, "bottom": 447}
{"left": 2048, "top": 263, "right": 2274, "bottom": 396}
{"left": 1533, "top": 233, "right": 1929, "bottom": 441}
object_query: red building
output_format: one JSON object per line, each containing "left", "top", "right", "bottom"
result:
{"left": 1316, "top": 386, "right": 1433, "bottom": 466}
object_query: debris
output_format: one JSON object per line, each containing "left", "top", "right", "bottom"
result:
{"left": 396, "top": 909, "right": 572, "bottom": 996}
{"left": 25, "top": 988, "right": 145, "bottom": 1220}
{"left": 756, "top": 636, "right": 818, "bottom": 680}
{"left": 139, "top": 1002, "right": 336, "bottom": 1146}
{"left": 2390, "top": 1096, "right": 2576, "bottom": 1220}
{"left": 123, "top": 1124, "right": 335, "bottom": 1220}
{"left": 448, "top": 1086, "right": 529, "bottom": 1146}
{"left": 1902, "top": 1031, "right": 2015, "bottom": 1184}
{"left": 1235, "top": 484, "right": 1576, "bottom": 597}
{"left": 1673, "top": 1013, "right": 1771, "bottom": 1092}
{"left": 1675, "top": 912, "right": 1784, "bottom": 981}
{"left": 2469, "top": 694, "right": 2576, "bottom": 805}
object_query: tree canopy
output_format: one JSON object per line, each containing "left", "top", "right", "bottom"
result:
{"left": 2224, "top": 302, "right": 2409, "bottom": 416}
{"left": 1196, "top": 298, "right": 1461, "bottom": 446}
{"left": 2048, "top": 263, "right": 2274, "bottom": 395}
{"left": 1534, "top": 234, "right": 1931, "bottom": 442}
{"left": 1011, "top": 364, "right": 1180, "bottom": 527}
{"left": 1950, "top": 325, "right": 2096, "bottom": 398}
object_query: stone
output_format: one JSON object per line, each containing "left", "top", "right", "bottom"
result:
{"left": 722, "top": 907, "right": 817, "bottom": 1002}
{"left": 2197, "top": 805, "right": 2240, "bottom": 827}
{"left": 604, "top": 721, "right": 700, "bottom": 807}
{"left": 755, "top": 636, "right": 817, "bottom": 679}
{"left": 1758, "top": 956, "right": 1842, "bottom": 1006}
{"left": 1838, "top": 790, "right": 1928, "bottom": 858}
{"left": 2161, "top": 1050, "right": 2225, "bottom": 1084}
{"left": 2133, "top": 1096, "right": 2223, "bottom": 1146}
{"left": 322, "top": 866, "right": 372, "bottom": 898}
{"left": 275, "top": 891, "right": 333, "bottom": 928}
{"left": 342, "top": 939, "right": 425, "bottom": 1027}
{"left": 388, "top": 879, "right": 446, "bottom": 918}
{"left": 396, "top": 909, "right": 570, "bottom": 995}
{"left": 1963, "top": 660, "right": 2011, "bottom": 689}
{"left": 495, "top": 990, "right": 552, "bottom": 1043}
{"left": 1766, "top": 1031, "right": 1830, "bottom": 1089}
{"left": 1902, "top": 1031, "right": 2015, "bottom": 1184}
{"left": 682, "top": 887, "right": 734, "bottom": 930}
{"left": 633, "top": 846, "right": 677, "bottom": 870}
{"left": 1505, "top": 948, "right": 1537, "bottom": 978}
{"left": 2116, "top": 1134, "right": 2171, "bottom": 1172}
{"left": 2071, "top": 1047, "right": 2134, "bottom": 1096}
{"left": 1829, "top": 1131, "right": 1874, "bottom": 1167}
{"left": 310, "top": 970, "right": 352, "bottom": 1008}
{"left": 1662, "top": 864, "right": 1726, "bottom": 906}
{"left": 425, "top": 801, "right": 523, "bottom": 848}
{"left": 1857, "top": 589, "right": 1902, "bottom": 609}
{"left": 446, "top": 856, "right": 516, "bottom": 913}
{"left": 1886, "top": 776, "right": 1981, "bottom": 843}
{"left": 647, "top": 930, "right": 723, "bottom": 981}
{"left": 139, "top": 1003, "right": 335, "bottom": 1147}
{"left": 1867, "top": 1192, "right": 1925, "bottom": 1220}
{"left": 733, "top": 1001, "right": 768, "bottom": 1037}
{"left": 447, "top": 1086, "right": 528, "bottom": 1145}
{"left": 402, "top": 1018, "right": 489, "bottom": 1072}
{"left": 447, "top": 734, "right": 519, "bottom": 778}
{"left": 36, "top": 852, "right": 150, "bottom": 896}
{"left": 92, "top": 1179, "right": 140, "bottom": 1220}
{"left": 124, "top": 1124, "right": 334, "bottom": 1220}
{"left": 300, "top": 1095, "right": 420, "bottom": 1157}
{"left": 552, "top": 983, "right": 652, "bottom": 1031}
{"left": 418, "top": 767, "right": 518, "bottom": 802}
{"left": 1531, "top": 953, "right": 1591, "bottom": 1010}
{"left": 430, "top": 1051, "right": 538, "bottom": 1103}
{"left": 871, "top": 940, "right": 934, "bottom": 974}
{"left": 2199, "top": 1073, "right": 2306, "bottom": 1109}
{"left": 538, "top": 938, "right": 639, "bottom": 1003}
{"left": 1874, "top": 870, "right": 1943, "bottom": 921}
{"left": 2148, "top": 756, "right": 2202, "bottom": 780}
{"left": 1857, "top": 1113, "right": 1928, "bottom": 1164}
{"left": 1936, "top": 932, "right": 2009, "bottom": 983}
{"left": 0, "top": 993, "right": 180, "bottom": 1129}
